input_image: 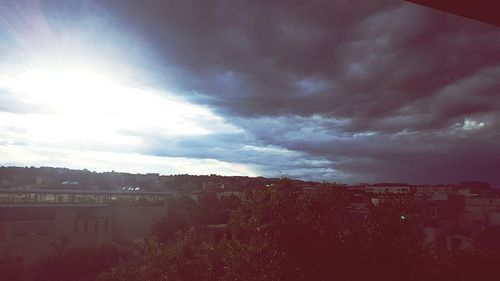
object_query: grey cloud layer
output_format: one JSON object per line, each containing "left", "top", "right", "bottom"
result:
{"left": 35, "top": 0, "right": 500, "bottom": 184}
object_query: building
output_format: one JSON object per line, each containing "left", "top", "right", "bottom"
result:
{"left": 418, "top": 193, "right": 465, "bottom": 248}
{"left": 135, "top": 173, "right": 160, "bottom": 184}
{"left": 0, "top": 189, "right": 171, "bottom": 268}
{"left": 365, "top": 186, "right": 411, "bottom": 194}
{"left": 459, "top": 181, "right": 491, "bottom": 197}
{"left": 416, "top": 186, "right": 453, "bottom": 198}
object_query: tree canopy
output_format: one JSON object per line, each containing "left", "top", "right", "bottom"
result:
{"left": 33, "top": 186, "right": 500, "bottom": 281}
{"left": 32, "top": 239, "right": 127, "bottom": 281}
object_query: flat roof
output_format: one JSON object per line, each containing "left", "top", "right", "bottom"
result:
{"left": 0, "top": 188, "right": 174, "bottom": 196}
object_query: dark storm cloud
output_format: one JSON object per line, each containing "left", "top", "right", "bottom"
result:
{"left": 237, "top": 115, "right": 500, "bottom": 183}
{"left": 131, "top": 130, "right": 335, "bottom": 180}
{"left": 97, "top": 0, "right": 500, "bottom": 121}
{"left": 100, "top": 0, "right": 500, "bottom": 184}
{"left": 30, "top": 0, "right": 500, "bottom": 184}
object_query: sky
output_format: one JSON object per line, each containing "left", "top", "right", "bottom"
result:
{"left": 0, "top": 0, "right": 499, "bottom": 185}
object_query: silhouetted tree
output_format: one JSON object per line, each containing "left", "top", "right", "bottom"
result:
{"left": 352, "top": 197, "right": 434, "bottom": 281}
{"left": 32, "top": 240, "right": 127, "bottom": 281}
{"left": 153, "top": 193, "right": 240, "bottom": 243}
{"left": 432, "top": 250, "right": 500, "bottom": 281}
{"left": 153, "top": 211, "right": 196, "bottom": 243}
{"left": 97, "top": 229, "right": 216, "bottom": 281}
{"left": 103, "top": 186, "right": 500, "bottom": 281}
{"left": 0, "top": 257, "right": 23, "bottom": 281}
{"left": 223, "top": 187, "right": 353, "bottom": 281}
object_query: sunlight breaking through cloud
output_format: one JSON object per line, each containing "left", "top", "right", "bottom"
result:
{"left": 462, "top": 118, "right": 485, "bottom": 131}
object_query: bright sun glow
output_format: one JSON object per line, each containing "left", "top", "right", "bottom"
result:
{"left": 0, "top": 57, "right": 237, "bottom": 150}
{"left": 0, "top": 56, "right": 253, "bottom": 176}
{"left": 0, "top": 7, "right": 256, "bottom": 177}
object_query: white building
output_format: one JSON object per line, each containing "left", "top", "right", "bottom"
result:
{"left": 365, "top": 186, "right": 411, "bottom": 194}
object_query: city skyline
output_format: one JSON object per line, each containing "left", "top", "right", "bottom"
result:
{"left": 1, "top": 0, "right": 499, "bottom": 185}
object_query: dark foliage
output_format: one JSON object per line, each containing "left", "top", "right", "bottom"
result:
{"left": 152, "top": 193, "right": 240, "bottom": 243}
{"left": 0, "top": 257, "right": 23, "bottom": 281}
{"left": 96, "top": 230, "right": 216, "bottom": 281}
{"left": 32, "top": 239, "right": 127, "bottom": 281}
{"left": 74, "top": 187, "right": 500, "bottom": 281}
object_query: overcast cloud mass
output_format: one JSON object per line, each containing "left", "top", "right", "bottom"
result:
{"left": 0, "top": 0, "right": 499, "bottom": 185}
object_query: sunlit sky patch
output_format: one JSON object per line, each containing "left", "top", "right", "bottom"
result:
{"left": 1, "top": 0, "right": 500, "bottom": 184}
{"left": 0, "top": 0, "right": 255, "bottom": 177}
{"left": 0, "top": 144, "right": 257, "bottom": 176}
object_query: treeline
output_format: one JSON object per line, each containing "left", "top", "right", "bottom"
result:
{"left": 7, "top": 186, "right": 500, "bottom": 281}
{"left": 0, "top": 166, "right": 282, "bottom": 190}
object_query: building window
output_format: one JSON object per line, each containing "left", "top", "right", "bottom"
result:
{"left": 15, "top": 256, "right": 24, "bottom": 264}
{"left": 13, "top": 223, "right": 30, "bottom": 236}
{"left": 14, "top": 222, "right": 54, "bottom": 236}
{"left": 94, "top": 221, "right": 99, "bottom": 232}
{"left": 431, "top": 207, "right": 438, "bottom": 218}
{"left": 30, "top": 222, "right": 54, "bottom": 235}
